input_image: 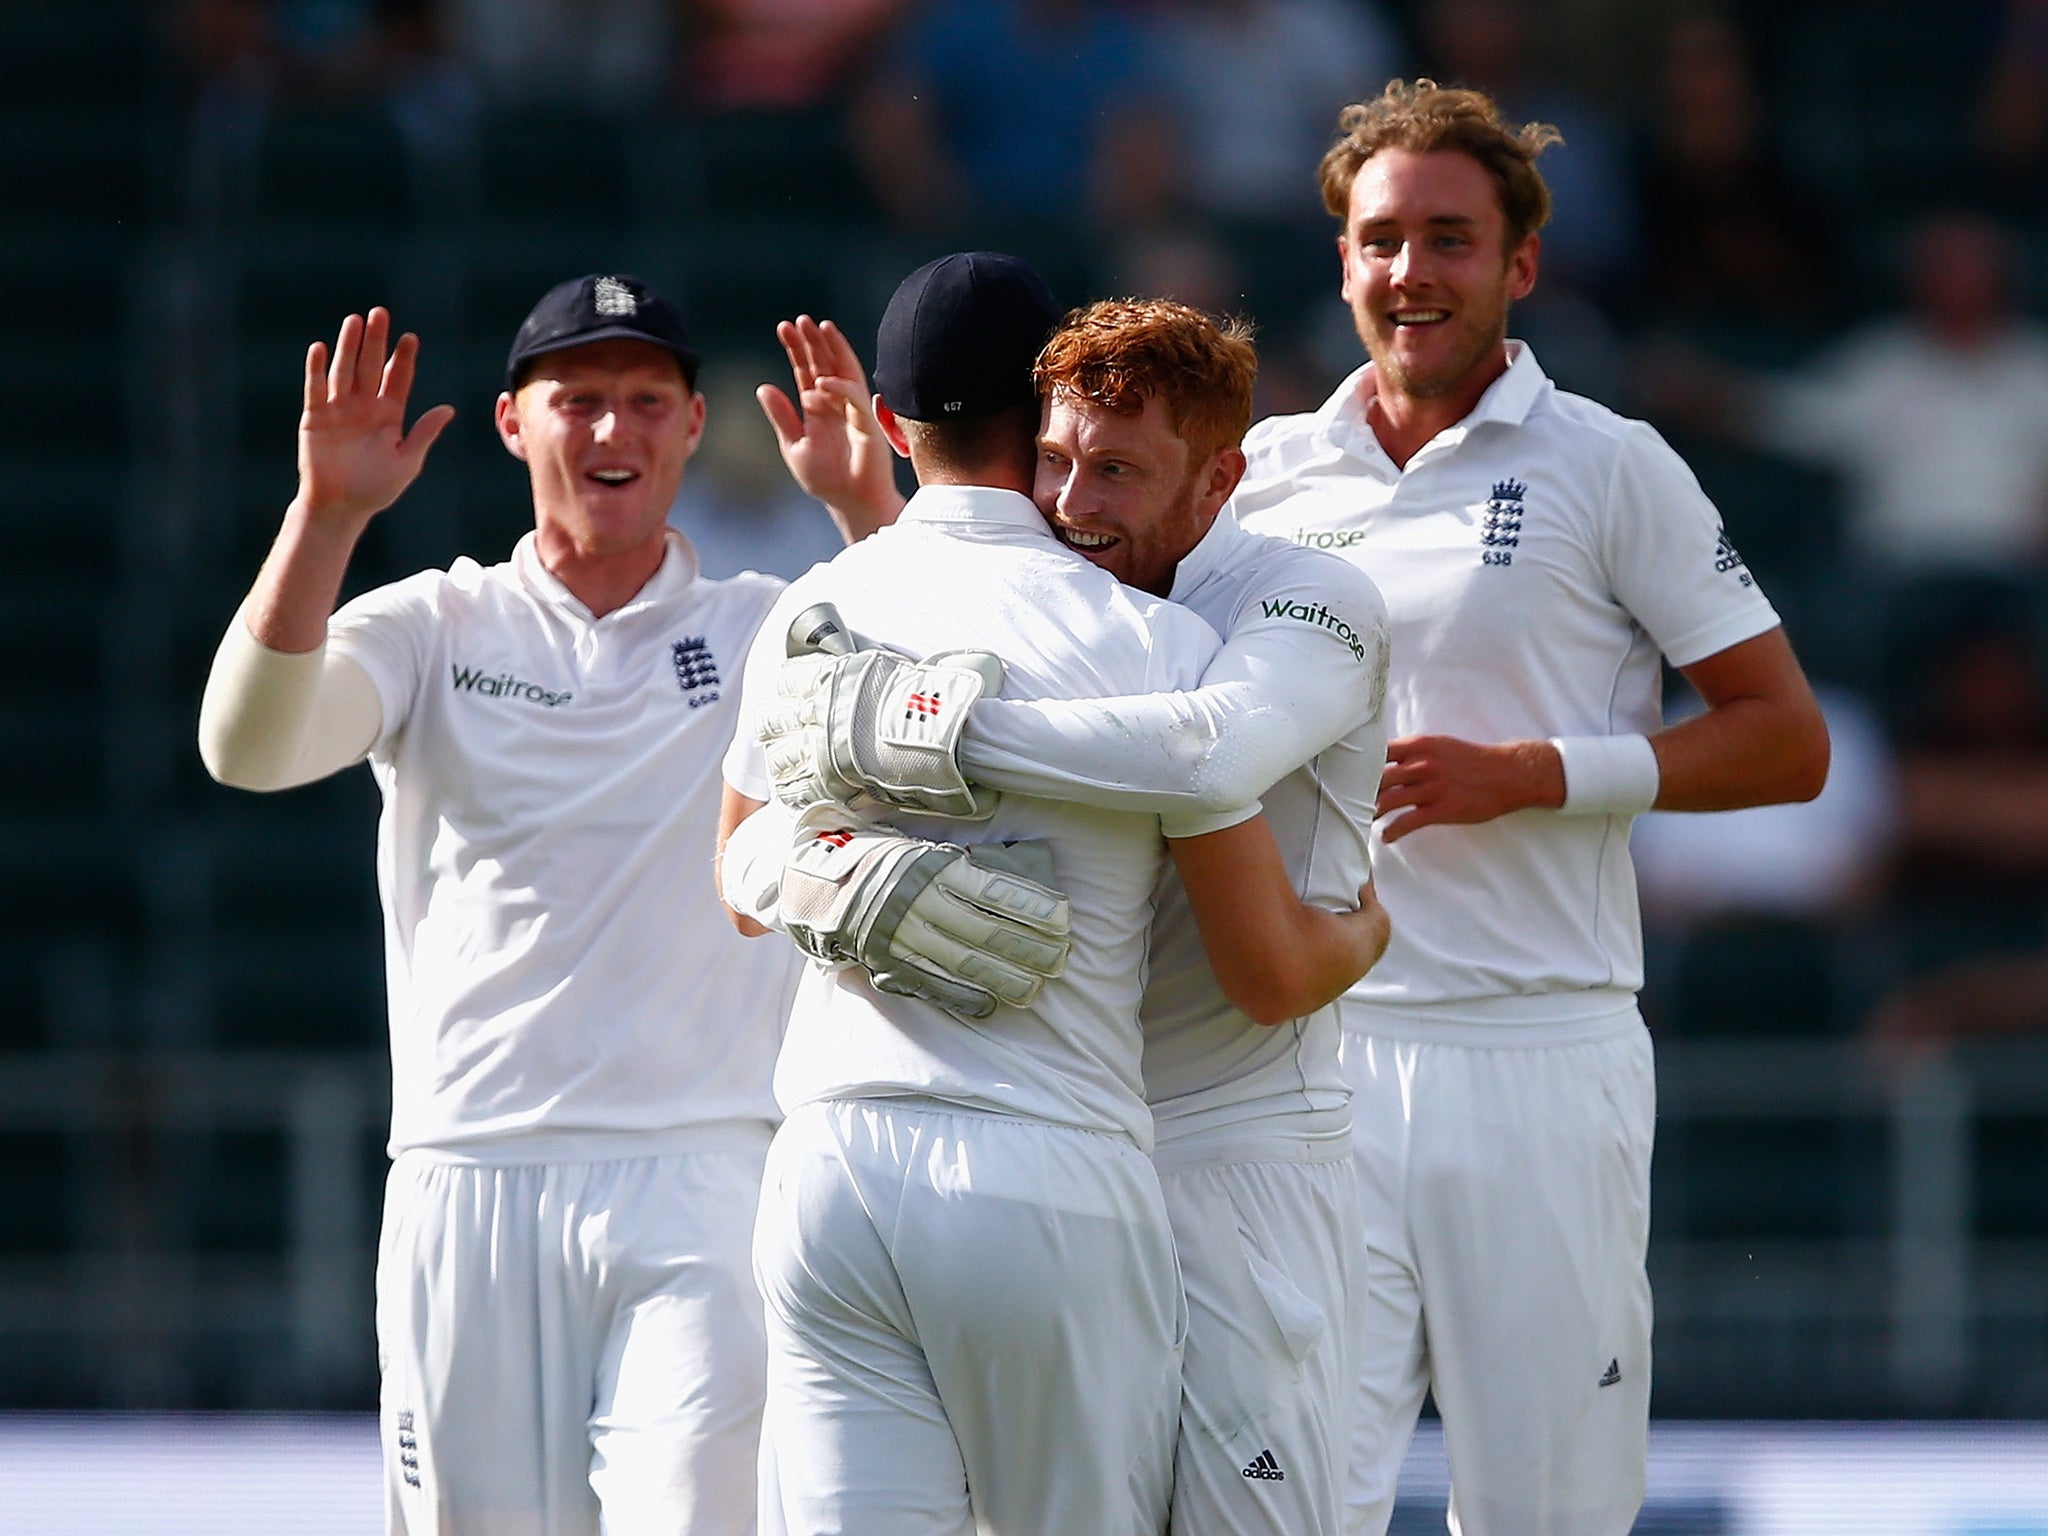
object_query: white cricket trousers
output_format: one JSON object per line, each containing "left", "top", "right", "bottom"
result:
{"left": 1160, "top": 1154, "right": 1365, "bottom": 1536}
{"left": 754, "top": 1098, "right": 1186, "bottom": 1536}
{"left": 1341, "top": 1013, "right": 1655, "bottom": 1536}
{"left": 376, "top": 1138, "right": 771, "bottom": 1536}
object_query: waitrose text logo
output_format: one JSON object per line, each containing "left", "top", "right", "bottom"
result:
{"left": 1259, "top": 598, "right": 1369, "bottom": 662}
{"left": 451, "top": 664, "right": 573, "bottom": 707}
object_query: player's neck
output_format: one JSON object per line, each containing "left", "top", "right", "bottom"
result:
{"left": 1363, "top": 347, "right": 1510, "bottom": 470}
{"left": 534, "top": 527, "right": 669, "bottom": 618}
{"left": 910, "top": 460, "right": 1035, "bottom": 497}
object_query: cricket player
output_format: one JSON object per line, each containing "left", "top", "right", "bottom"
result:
{"left": 718, "top": 255, "right": 1388, "bottom": 1536}
{"left": 1224, "top": 82, "right": 1830, "bottom": 1535}
{"left": 748, "top": 297, "right": 1395, "bottom": 1535}
{"left": 194, "top": 278, "right": 1035, "bottom": 1535}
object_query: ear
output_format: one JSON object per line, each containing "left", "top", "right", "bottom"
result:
{"left": 1337, "top": 232, "right": 1356, "bottom": 306}
{"left": 1198, "top": 445, "right": 1248, "bottom": 518}
{"left": 873, "top": 396, "right": 912, "bottom": 459}
{"left": 1506, "top": 231, "right": 1539, "bottom": 303}
{"left": 494, "top": 390, "right": 526, "bottom": 462}
{"left": 679, "top": 388, "right": 707, "bottom": 460}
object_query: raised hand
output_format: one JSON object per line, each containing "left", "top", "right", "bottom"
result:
{"left": 756, "top": 314, "right": 904, "bottom": 538}
{"left": 297, "top": 308, "right": 457, "bottom": 527}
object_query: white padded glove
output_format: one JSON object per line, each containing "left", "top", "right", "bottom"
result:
{"left": 761, "top": 648, "right": 1005, "bottom": 820}
{"left": 778, "top": 810, "right": 1071, "bottom": 1020}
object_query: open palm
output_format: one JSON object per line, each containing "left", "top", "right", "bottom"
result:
{"left": 756, "top": 314, "right": 900, "bottom": 525}
{"left": 297, "top": 307, "right": 456, "bottom": 525}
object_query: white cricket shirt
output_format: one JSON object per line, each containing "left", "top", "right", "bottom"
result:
{"left": 722, "top": 485, "right": 1224, "bottom": 1149}
{"left": 958, "top": 511, "right": 1388, "bottom": 1166}
{"left": 1235, "top": 344, "right": 1781, "bottom": 1036}
{"left": 328, "top": 530, "right": 801, "bottom": 1157}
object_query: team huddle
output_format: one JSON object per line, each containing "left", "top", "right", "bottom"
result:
{"left": 198, "top": 80, "right": 1829, "bottom": 1536}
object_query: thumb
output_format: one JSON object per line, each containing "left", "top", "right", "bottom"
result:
{"left": 400, "top": 403, "right": 456, "bottom": 468}
{"left": 756, "top": 384, "right": 802, "bottom": 450}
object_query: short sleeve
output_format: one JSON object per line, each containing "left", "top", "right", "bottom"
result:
{"left": 721, "top": 583, "right": 804, "bottom": 803}
{"left": 1601, "top": 422, "right": 1781, "bottom": 669}
{"left": 325, "top": 568, "right": 449, "bottom": 752}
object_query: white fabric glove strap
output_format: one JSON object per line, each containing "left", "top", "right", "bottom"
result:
{"left": 1549, "top": 733, "right": 1660, "bottom": 815}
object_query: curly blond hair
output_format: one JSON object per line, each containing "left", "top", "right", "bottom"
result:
{"left": 1034, "top": 298, "right": 1257, "bottom": 464}
{"left": 1319, "top": 78, "right": 1562, "bottom": 248}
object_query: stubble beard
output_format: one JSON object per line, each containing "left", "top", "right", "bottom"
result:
{"left": 1356, "top": 302, "right": 1510, "bottom": 404}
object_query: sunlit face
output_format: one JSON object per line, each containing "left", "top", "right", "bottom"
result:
{"left": 1339, "top": 147, "right": 1537, "bottom": 402}
{"left": 496, "top": 339, "right": 704, "bottom": 561}
{"left": 1034, "top": 392, "right": 1236, "bottom": 596}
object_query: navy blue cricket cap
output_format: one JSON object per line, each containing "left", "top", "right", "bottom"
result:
{"left": 505, "top": 273, "right": 700, "bottom": 390}
{"left": 872, "top": 252, "right": 1060, "bottom": 422}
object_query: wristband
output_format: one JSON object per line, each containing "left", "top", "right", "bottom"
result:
{"left": 1548, "top": 734, "right": 1659, "bottom": 815}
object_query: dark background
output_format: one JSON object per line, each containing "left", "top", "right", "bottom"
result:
{"left": 2, "top": 0, "right": 2046, "bottom": 1416}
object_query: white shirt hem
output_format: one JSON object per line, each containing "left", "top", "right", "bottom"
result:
{"left": 1338, "top": 991, "right": 1641, "bottom": 1047}
{"left": 392, "top": 1119, "right": 777, "bottom": 1165}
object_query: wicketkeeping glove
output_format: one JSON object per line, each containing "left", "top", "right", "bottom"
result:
{"left": 760, "top": 648, "right": 1005, "bottom": 820}
{"left": 777, "top": 811, "right": 1071, "bottom": 1020}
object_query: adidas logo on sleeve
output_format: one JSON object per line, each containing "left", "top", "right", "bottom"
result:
{"left": 1241, "top": 1448, "right": 1286, "bottom": 1481}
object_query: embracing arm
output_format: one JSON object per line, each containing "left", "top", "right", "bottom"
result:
{"left": 1170, "top": 816, "right": 1388, "bottom": 1026}
{"left": 717, "top": 785, "right": 777, "bottom": 937}
{"left": 957, "top": 569, "right": 1387, "bottom": 818}
{"left": 199, "top": 309, "right": 450, "bottom": 790}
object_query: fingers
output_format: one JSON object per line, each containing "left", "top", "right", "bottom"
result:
{"left": 891, "top": 911, "right": 1050, "bottom": 1002}
{"left": 356, "top": 306, "right": 391, "bottom": 396}
{"left": 777, "top": 315, "right": 868, "bottom": 396}
{"left": 756, "top": 383, "right": 803, "bottom": 450}
{"left": 319, "top": 309, "right": 401, "bottom": 402}
{"left": 1377, "top": 806, "right": 1431, "bottom": 843}
{"left": 304, "top": 341, "right": 327, "bottom": 413}
{"left": 327, "top": 312, "right": 364, "bottom": 402}
{"left": 809, "top": 374, "right": 877, "bottom": 418}
{"left": 778, "top": 315, "right": 825, "bottom": 393}
{"left": 1376, "top": 759, "right": 1428, "bottom": 792}
{"left": 381, "top": 328, "right": 421, "bottom": 406}
{"left": 814, "top": 319, "right": 870, "bottom": 388}
{"left": 1375, "top": 779, "right": 1421, "bottom": 815}
{"left": 792, "top": 315, "right": 827, "bottom": 390}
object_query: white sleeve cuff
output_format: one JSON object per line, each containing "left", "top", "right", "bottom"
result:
{"left": 719, "top": 799, "right": 795, "bottom": 933}
{"left": 1161, "top": 799, "right": 1263, "bottom": 841}
{"left": 1549, "top": 733, "right": 1660, "bottom": 816}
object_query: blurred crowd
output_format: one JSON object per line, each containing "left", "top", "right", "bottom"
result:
{"left": 170, "top": 0, "right": 2048, "bottom": 1056}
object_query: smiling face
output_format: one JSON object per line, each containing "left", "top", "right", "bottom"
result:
{"left": 1034, "top": 392, "right": 1242, "bottom": 595}
{"left": 1340, "top": 145, "right": 1538, "bottom": 405}
{"left": 495, "top": 338, "right": 705, "bottom": 564}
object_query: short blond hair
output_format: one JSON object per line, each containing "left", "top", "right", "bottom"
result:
{"left": 1034, "top": 298, "right": 1257, "bottom": 464}
{"left": 1319, "top": 78, "right": 1562, "bottom": 248}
